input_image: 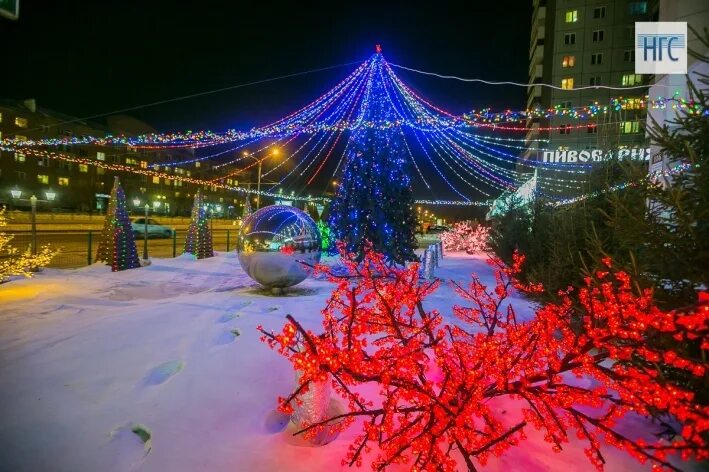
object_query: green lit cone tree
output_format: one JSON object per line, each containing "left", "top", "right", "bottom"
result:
{"left": 183, "top": 190, "right": 214, "bottom": 259}
{"left": 96, "top": 176, "right": 140, "bottom": 271}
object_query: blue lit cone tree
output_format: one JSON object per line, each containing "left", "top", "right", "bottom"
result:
{"left": 183, "top": 190, "right": 214, "bottom": 259}
{"left": 328, "top": 54, "right": 417, "bottom": 264}
{"left": 96, "top": 176, "right": 141, "bottom": 271}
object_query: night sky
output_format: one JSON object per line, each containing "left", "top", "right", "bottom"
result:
{"left": 3, "top": 1, "right": 531, "bottom": 131}
{"left": 2, "top": 1, "right": 532, "bottom": 215}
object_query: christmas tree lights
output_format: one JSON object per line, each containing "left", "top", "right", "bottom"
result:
{"left": 260, "top": 247, "right": 709, "bottom": 471}
{"left": 0, "top": 207, "right": 56, "bottom": 282}
{"left": 183, "top": 191, "right": 214, "bottom": 259}
{"left": 96, "top": 176, "right": 141, "bottom": 271}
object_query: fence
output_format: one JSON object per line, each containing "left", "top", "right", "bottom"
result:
{"left": 6, "top": 229, "right": 239, "bottom": 269}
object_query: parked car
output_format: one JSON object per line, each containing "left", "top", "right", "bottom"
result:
{"left": 426, "top": 225, "right": 450, "bottom": 234}
{"left": 131, "top": 218, "right": 174, "bottom": 239}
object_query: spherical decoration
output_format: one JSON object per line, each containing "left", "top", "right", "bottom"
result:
{"left": 237, "top": 205, "right": 322, "bottom": 293}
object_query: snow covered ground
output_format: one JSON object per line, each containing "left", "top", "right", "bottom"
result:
{"left": 0, "top": 252, "right": 694, "bottom": 471}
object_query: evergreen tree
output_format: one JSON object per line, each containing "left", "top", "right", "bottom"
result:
{"left": 328, "top": 53, "right": 417, "bottom": 264}
{"left": 96, "top": 176, "right": 140, "bottom": 271}
{"left": 183, "top": 190, "right": 214, "bottom": 259}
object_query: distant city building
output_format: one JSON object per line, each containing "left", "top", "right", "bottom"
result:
{"left": 0, "top": 99, "right": 252, "bottom": 216}
{"left": 525, "top": 0, "right": 654, "bottom": 196}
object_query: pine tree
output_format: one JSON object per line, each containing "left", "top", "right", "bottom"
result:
{"left": 183, "top": 190, "right": 214, "bottom": 259}
{"left": 96, "top": 176, "right": 140, "bottom": 271}
{"left": 328, "top": 53, "right": 417, "bottom": 264}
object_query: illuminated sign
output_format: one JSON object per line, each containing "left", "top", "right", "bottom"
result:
{"left": 541, "top": 147, "right": 651, "bottom": 164}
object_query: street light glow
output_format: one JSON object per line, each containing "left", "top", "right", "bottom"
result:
{"left": 10, "top": 188, "right": 22, "bottom": 199}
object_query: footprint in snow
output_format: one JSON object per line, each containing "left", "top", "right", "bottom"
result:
{"left": 215, "top": 329, "right": 241, "bottom": 345}
{"left": 143, "top": 360, "right": 183, "bottom": 386}
{"left": 105, "top": 423, "right": 152, "bottom": 470}
{"left": 217, "top": 312, "right": 237, "bottom": 323}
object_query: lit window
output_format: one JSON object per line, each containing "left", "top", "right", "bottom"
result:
{"left": 565, "top": 10, "right": 577, "bottom": 22}
{"left": 564, "top": 33, "right": 576, "bottom": 45}
{"left": 37, "top": 174, "right": 49, "bottom": 184}
{"left": 186, "top": 170, "right": 191, "bottom": 177}
{"left": 195, "top": 161, "right": 201, "bottom": 168}
{"left": 152, "top": 176, "right": 160, "bottom": 184}
{"left": 96, "top": 152, "right": 106, "bottom": 161}
{"left": 175, "top": 191, "right": 181, "bottom": 197}
{"left": 629, "top": 2, "right": 647, "bottom": 15}
{"left": 593, "top": 6, "right": 606, "bottom": 18}
{"left": 14, "top": 117, "right": 28, "bottom": 128}
{"left": 621, "top": 74, "right": 643, "bottom": 86}
{"left": 15, "top": 135, "right": 27, "bottom": 142}
{"left": 591, "top": 53, "right": 603, "bottom": 65}
{"left": 0, "top": 112, "right": 2, "bottom": 122}
{"left": 620, "top": 121, "right": 641, "bottom": 134}
{"left": 174, "top": 180, "right": 183, "bottom": 187}
{"left": 14, "top": 152, "right": 26, "bottom": 163}
{"left": 561, "top": 78, "right": 574, "bottom": 90}
{"left": 592, "top": 30, "right": 604, "bottom": 42}
{"left": 126, "top": 158, "right": 138, "bottom": 165}
{"left": 79, "top": 164, "right": 89, "bottom": 173}
{"left": 623, "top": 98, "right": 643, "bottom": 110}
{"left": 562, "top": 55, "right": 575, "bottom": 68}
{"left": 97, "top": 167, "right": 105, "bottom": 175}
{"left": 58, "top": 177, "right": 70, "bottom": 186}
{"left": 140, "top": 161, "right": 148, "bottom": 169}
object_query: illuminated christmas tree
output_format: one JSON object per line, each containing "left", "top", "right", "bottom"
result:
{"left": 96, "top": 176, "right": 140, "bottom": 271}
{"left": 183, "top": 190, "right": 214, "bottom": 259}
{"left": 328, "top": 51, "right": 417, "bottom": 264}
{"left": 0, "top": 207, "right": 56, "bottom": 282}
{"left": 243, "top": 195, "right": 253, "bottom": 218}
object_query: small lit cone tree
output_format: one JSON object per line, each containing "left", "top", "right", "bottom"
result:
{"left": 96, "top": 176, "right": 140, "bottom": 271}
{"left": 259, "top": 244, "right": 708, "bottom": 471}
{"left": 183, "top": 191, "right": 214, "bottom": 259}
{"left": 243, "top": 196, "right": 253, "bottom": 218}
{"left": 0, "top": 207, "right": 56, "bottom": 282}
{"left": 441, "top": 222, "right": 490, "bottom": 254}
{"left": 328, "top": 53, "right": 417, "bottom": 264}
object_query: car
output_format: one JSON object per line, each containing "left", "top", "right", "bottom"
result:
{"left": 426, "top": 225, "right": 450, "bottom": 234}
{"left": 131, "top": 218, "right": 174, "bottom": 239}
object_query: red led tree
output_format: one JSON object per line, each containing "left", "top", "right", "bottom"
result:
{"left": 259, "top": 246, "right": 708, "bottom": 471}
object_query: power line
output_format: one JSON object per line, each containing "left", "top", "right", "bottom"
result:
{"left": 389, "top": 62, "right": 664, "bottom": 91}
{"left": 24, "top": 60, "right": 364, "bottom": 133}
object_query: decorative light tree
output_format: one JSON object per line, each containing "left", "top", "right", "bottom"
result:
{"left": 183, "top": 190, "right": 214, "bottom": 259}
{"left": 328, "top": 51, "right": 417, "bottom": 264}
{"left": 96, "top": 176, "right": 140, "bottom": 271}
{"left": 441, "top": 221, "right": 490, "bottom": 254}
{"left": 0, "top": 207, "right": 56, "bottom": 282}
{"left": 243, "top": 196, "right": 253, "bottom": 218}
{"left": 260, "top": 246, "right": 708, "bottom": 471}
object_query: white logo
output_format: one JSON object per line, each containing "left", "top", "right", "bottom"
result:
{"left": 635, "top": 22, "right": 687, "bottom": 74}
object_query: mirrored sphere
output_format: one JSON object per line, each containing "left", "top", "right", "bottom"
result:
{"left": 237, "top": 205, "right": 322, "bottom": 292}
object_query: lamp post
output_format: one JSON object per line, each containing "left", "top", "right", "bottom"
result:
{"left": 143, "top": 203, "right": 149, "bottom": 260}
{"left": 30, "top": 195, "right": 37, "bottom": 256}
{"left": 245, "top": 147, "right": 280, "bottom": 210}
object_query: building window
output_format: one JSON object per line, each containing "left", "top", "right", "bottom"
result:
{"left": 561, "top": 77, "right": 574, "bottom": 90}
{"left": 592, "top": 30, "right": 605, "bottom": 42}
{"left": 79, "top": 164, "right": 89, "bottom": 173}
{"left": 0, "top": 112, "right": 3, "bottom": 123}
{"left": 15, "top": 135, "right": 27, "bottom": 142}
{"left": 625, "top": 26, "right": 635, "bottom": 40}
{"left": 565, "top": 10, "right": 578, "bottom": 22}
{"left": 58, "top": 177, "right": 70, "bottom": 186}
{"left": 591, "top": 53, "right": 603, "bottom": 65}
{"left": 560, "top": 100, "right": 573, "bottom": 109}
{"left": 587, "top": 125, "right": 598, "bottom": 134}
{"left": 16, "top": 171, "right": 26, "bottom": 180}
{"left": 140, "top": 161, "right": 148, "bottom": 169}
{"left": 195, "top": 161, "right": 201, "bottom": 168}
{"left": 97, "top": 167, "right": 105, "bottom": 175}
{"left": 14, "top": 152, "right": 26, "bottom": 163}
{"left": 37, "top": 174, "right": 49, "bottom": 184}
{"left": 623, "top": 98, "right": 643, "bottom": 110}
{"left": 96, "top": 151, "right": 106, "bottom": 161}
{"left": 125, "top": 158, "right": 139, "bottom": 165}
{"left": 629, "top": 2, "right": 647, "bottom": 15}
{"left": 559, "top": 125, "right": 571, "bottom": 135}
{"left": 186, "top": 170, "right": 191, "bottom": 177}
{"left": 152, "top": 176, "right": 160, "bottom": 184}
{"left": 174, "top": 180, "right": 183, "bottom": 187}
{"left": 624, "top": 50, "right": 635, "bottom": 62}
{"left": 620, "top": 121, "right": 641, "bottom": 134}
{"left": 590, "top": 76, "right": 601, "bottom": 86}
{"left": 562, "top": 55, "right": 575, "bottom": 68}
{"left": 593, "top": 6, "right": 606, "bottom": 18}
{"left": 621, "top": 74, "right": 643, "bottom": 86}
{"left": 564, "top": 33, "right": 576, "bottom": 45}
{"left": 60, "top": 162, "right": 72, "bottom": 171}
{"left": 38, "top": 157, "right": 49, "bottom": 167}
{"left": 14, "top": 117, "right": 28, "bottom": 128}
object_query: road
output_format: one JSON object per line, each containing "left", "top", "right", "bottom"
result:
{"left": 6, "top": 231, "right": 441, "bottom": 269}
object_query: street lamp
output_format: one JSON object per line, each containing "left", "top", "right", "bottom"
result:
{"left": 133, "top": 198, "right": 141, "bottom": 207}
{"left": 10, "top": 188, "right": 22, "bottom": 199}
{"left": 45, "top": 189, "right": 56, "bottom": 202}
{"left": 246, "top": 147, "right": 281, "bottom": 210}
{"left": 143, "top": 204, "right": 149, "bottom": 260}
{"left": 30, "top": 195, "right": 38, "bottom": 256}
